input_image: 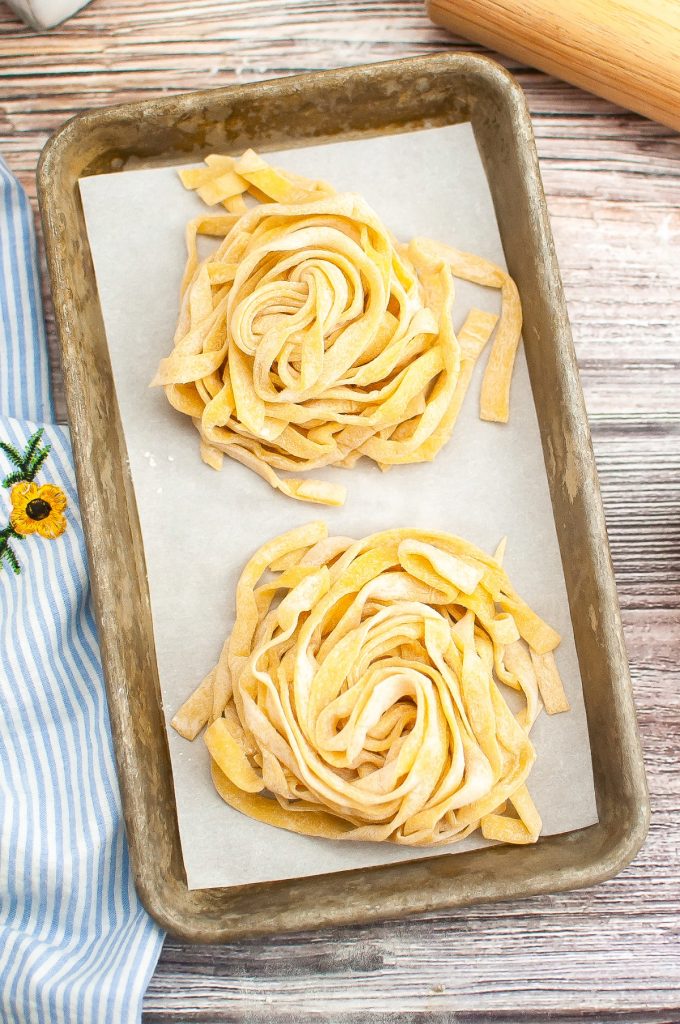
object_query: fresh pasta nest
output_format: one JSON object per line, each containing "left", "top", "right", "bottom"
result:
{"left": 153, "top": 150, "right": 522, "bottom": 506}
{"left": 172, "top": 523, "right": 570, "bottom": 847}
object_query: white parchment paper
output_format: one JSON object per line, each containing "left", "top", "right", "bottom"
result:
{"left": 79, "top": 123, "right": 598, "bottom": 890}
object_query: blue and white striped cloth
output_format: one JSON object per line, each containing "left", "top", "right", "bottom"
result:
{"left": 0, "top": 160, "right": 164, "bottom": 1021}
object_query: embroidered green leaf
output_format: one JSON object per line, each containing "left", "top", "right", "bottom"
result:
{"left": 0, "top": 428, "right": 52, "bottom": 486}
{"left": 0, "top": 440, "right": 25, "bottom": 470}
{"left": 0, "top": 527, "right": 23, "bottom": 575}
{"left": 2, "top": 470, "right": 27, "bottom": 488}
{"left": 24, "top": 429, "right": 45, "bottom": 464}
{"left": 26, "top": 447, "right": 51, "bottom": 480}
{"left": 3, "top": 545, "right": 21, "bottom": 575}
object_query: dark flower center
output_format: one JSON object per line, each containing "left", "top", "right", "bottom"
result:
{"left": 26, "top": 498, "right": 52, "bottom": 521}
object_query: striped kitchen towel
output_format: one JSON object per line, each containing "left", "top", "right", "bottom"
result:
{"left": 0, "top": 160, "right": 164, "bottom": 1021}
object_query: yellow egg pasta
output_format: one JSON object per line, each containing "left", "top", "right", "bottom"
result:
{"left": 172, "top": 523, "right": 570, "bottom": 847}
{"left": 153, "top": 151, "right": 522, "bottom": 506}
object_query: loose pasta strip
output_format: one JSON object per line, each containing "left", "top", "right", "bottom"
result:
{"left": 173, "top": 524, "right": 570, "bottom": 847}
{"left": 154, "top": 151, "right": 523, "bottom": 504}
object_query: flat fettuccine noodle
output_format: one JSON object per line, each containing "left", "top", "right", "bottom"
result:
{"left": 172, "top": 523, "right": 570, "bottom": 847}
{"left": 152, "top": 151, "right": 522, "bottom": 505}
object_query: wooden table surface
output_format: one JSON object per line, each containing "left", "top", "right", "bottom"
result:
{"left": 2, "top": 1, "right": 679, "bottom": 1020}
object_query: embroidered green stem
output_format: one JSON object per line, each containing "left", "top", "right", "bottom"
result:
{"left": 1, "top": 428, "right": 52, "bottom": 489}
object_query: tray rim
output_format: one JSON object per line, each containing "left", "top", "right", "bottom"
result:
{"left": 37, "top": 52, "right": 650, "bottom": 942}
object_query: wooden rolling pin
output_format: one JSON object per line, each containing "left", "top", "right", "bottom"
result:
{"left": 427, "top": 0, "right": 680, "bottom": 131}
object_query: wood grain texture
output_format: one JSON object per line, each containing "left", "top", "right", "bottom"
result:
{"left": 1, "top": 0, "right": 678, "bottom": 1019}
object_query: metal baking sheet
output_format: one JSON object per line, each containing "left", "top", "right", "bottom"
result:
{"left": 38, "top": 54, "right": 649, "bottom": 941}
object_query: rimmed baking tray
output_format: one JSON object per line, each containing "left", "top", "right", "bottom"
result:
{"left": 38, "top": 53, "right": 649, "bottom": 942}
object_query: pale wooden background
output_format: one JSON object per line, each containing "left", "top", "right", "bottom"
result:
{"left": 1, "top": 1, "right": 679, "bottom": 1021}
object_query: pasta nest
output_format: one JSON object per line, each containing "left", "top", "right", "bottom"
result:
{"left": 173, "top": 523, "right": 569, "bottom": 847}
{"left": 153, "top": 150, "right": 522, "bottom": 506}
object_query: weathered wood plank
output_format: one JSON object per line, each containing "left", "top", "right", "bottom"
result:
{"left": 1, "top": 0, "right": 678, "bottom": 1020}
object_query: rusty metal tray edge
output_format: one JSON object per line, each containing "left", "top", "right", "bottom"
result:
{"left": 37, "top": 54, "right": 649, "bottom": 943}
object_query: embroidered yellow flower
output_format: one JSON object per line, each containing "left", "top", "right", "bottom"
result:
{"left": 10, "top": 481, "right": 67, "bottom": 539}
